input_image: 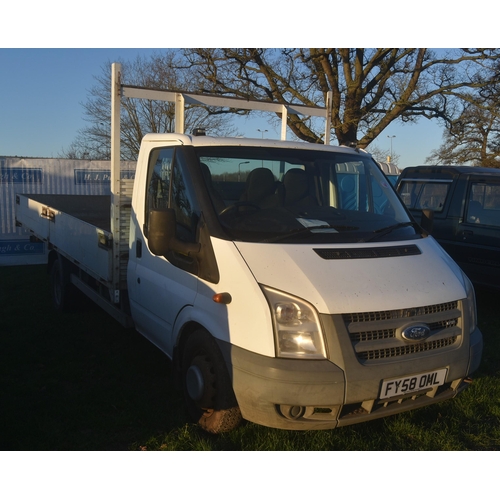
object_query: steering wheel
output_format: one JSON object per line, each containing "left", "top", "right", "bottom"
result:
{"left": 219, "top": 201, "right": 261, "bottom": 216}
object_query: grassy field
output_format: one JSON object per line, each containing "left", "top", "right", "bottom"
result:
{"left": 1, "top": 264, "right": 499, "bottom": 451}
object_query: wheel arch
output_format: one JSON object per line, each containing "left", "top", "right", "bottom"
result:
{"left": 172, "top": 320, "right": 234, "bottom": 392}
{"left": 172, "top": 320, "right": 205, "bottom": 387}
{"left": 171, "top": 301, "right": 232, "bottom": 380}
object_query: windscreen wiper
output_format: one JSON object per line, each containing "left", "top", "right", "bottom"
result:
{"left": 260, "top": 225, "right": 335, "bottom": 243}
{"left": 360, "top": 221, "right": 419, "bottom": 242}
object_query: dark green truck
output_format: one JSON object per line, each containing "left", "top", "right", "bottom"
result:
{"left": 396, "top": 165, "right": 500, "bottom": 291}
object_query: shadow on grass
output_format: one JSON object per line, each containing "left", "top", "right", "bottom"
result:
{"left": 1, "top": 265, "right": 499, "bottom": 451}
{"left": 0, "top": 265, "right": 187, "bottom": 450}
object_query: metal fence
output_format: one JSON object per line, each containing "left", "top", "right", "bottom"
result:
{"left": 0, "top": 157, "right": 136, "bottom": 266}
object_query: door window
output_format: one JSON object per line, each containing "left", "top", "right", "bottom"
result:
{"left": 467, "top": 182, "right": 500, "bottom": 227}
{"left": 146, "top": 147, "right": 173, "bottom": 228}
{"left": 399, "top": 180, "right": 451, "bottom": 212}
{"left": 146, "top": 147, "right": 199, "bottom": 243}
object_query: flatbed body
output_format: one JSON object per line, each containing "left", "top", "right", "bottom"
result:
{"left": 16, "top": 194, "right": 113, "bottom": 283}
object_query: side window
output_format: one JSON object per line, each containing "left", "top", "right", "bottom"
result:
{"left": 399, "top": 181, "right": 450, "bottom": 212}
{"left": 399, "top": 181, "right": 419, "bottom": 208}
{"left": 467, "top": 182, "right": 500, "bottom": 227}
{"left": 415, "top": 183, "right": 449, "bottom": 211}
{"left": 146, "top": 148, "right": 173, "bottom": 231}
{"left": 146, "top": 147, "right": 199, "bottom": 243}
{"left": 170, "top": 150, "right": 198, "bottom": 243}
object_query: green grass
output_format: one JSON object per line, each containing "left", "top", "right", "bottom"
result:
{"left": 1, "top": 264, "right": 499, "bottom": 451}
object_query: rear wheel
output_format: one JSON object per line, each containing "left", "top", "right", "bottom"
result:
{"left": 181, "top": 329, "right": 242, "bottom": 433}
{"left": 50, "top": 255, "right": 76, "bottom": 312}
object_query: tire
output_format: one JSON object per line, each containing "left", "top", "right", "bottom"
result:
{"left": 50, "top": 256, "right": 75, "bottom": 312}
{"left": 181, "top": 329, "right": 242, "bottom": 433}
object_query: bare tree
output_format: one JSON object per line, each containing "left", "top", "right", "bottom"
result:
{"left": 182, "top": 48, "right": 500, "bottom": 148}
{"left": 426, "top": 62, "right": 500, "bottom": 168}
{"left": 62, "top": 51, "right": 237, "bottom": 160}
{"left": 365, "top": 144, "right": 401, "bottom": 166}
{"left": 426, "top": 103, "right": 500, "bottom": 167}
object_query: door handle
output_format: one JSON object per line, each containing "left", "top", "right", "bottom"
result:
{"left": 462, "top": 230, "right": 473, "bottom": 240}
{"left": 136, "top": 239, "right": 142, "bottom": 258}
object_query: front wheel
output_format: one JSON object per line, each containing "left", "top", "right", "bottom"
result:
{"left": 181, "top": 329, "right": 242, "bottom": 433}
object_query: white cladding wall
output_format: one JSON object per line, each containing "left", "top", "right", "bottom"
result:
{"left": 0, "top": 157, "right": 136, "bottom": 266}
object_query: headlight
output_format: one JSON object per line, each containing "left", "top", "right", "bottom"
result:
{"left": 261, "top": 285, "right": 327, "bottom": 359}
{"left": 463, "top": 272, "right": 477, "bottom": 334}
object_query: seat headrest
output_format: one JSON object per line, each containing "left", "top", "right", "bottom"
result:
{"left": 283, "top": 169, "right": 308, "bottom": 204}
{"left": 245, "top": 168, "right": 276, "bottom": 201}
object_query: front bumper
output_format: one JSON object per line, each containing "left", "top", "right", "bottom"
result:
{"left": 468, "top": 325, "right": 483, "bottom": 374}
{"left": 218, "top": 324, "right": 482, "bottom": 431}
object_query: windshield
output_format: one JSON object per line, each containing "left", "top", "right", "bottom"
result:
{"left": 197, "top": 146, "right": 418, "bottom": 244}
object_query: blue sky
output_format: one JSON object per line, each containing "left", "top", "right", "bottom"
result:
{"left": 1, "top": 3, "right": 492, "bottom": 167}
{"left": 0, "top": 47, "right": 456, "bottom": 168}
{"left": 0, "top": 49, "right": 162, "bottom": 158}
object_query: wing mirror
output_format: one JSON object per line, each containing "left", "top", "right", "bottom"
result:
{"left": 148, "top": 208, "right": 201, "bottom": 257}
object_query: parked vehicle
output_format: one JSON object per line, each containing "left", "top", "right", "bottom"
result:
{"left": 377, "top": 161, "right": 400, "bottom": 186}
{"left": 396, "top": 165, "right": 500, "bottom": 291}
{"left": 14, "top": 64, "right": 483, "bottom": 433}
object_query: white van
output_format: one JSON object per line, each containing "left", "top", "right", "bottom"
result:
{"left": 127, "top": 133, "right": 482, "bottom": 432}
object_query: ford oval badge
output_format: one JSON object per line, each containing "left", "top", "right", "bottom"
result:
{"left": 402, "top": 324, "right": 431, "bottom": 342}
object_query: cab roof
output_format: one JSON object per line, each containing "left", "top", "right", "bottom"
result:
{"left": 141, "top": 133, "right": 371, "bottom": 157}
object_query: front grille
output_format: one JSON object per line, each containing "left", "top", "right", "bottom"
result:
{"left": 343, "top": 301, "right": 462, "bottom": 363}
{"left": 358, "top": 336, "right": 458, "bottom": 361}
{"left": 353, "top": 329, "right": 394, "bottom": 342}
{"left": 346, "top": 301, "right": 457, "bottom": 323}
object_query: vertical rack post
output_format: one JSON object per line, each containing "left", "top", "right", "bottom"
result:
{"left": 110, "top": 62, "right": 121, "bottom": 302}
{"left": 280, "top": 105, "right": 288, "bottom": 141}
{"left": 175, "top": 93, "right": 185, "bottom": 134}
{"left": 324, "top": 91, "right": 333, "bottom": 145}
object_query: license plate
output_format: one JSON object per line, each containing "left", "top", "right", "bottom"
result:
{"left": 380, "top": 368, "right": 448, "bottom": 399}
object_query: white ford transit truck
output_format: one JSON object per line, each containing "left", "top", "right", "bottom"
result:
{"left": 15, "top": 64, "right": 483, "bottom": 433}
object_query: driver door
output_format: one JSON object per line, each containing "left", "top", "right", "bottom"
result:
{"left": 128, "top": 147, "right": 199, "bottom": 355}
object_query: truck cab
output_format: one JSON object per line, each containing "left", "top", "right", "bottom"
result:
{"left": 396, "top": 165, "right": 500, "bottom": 291}
{"left": 126, "top": 135, "right": 483, "bottom": 431}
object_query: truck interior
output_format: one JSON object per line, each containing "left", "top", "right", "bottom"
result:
{"left": 193, "top": 146, "right": 418, "bottom": 244}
